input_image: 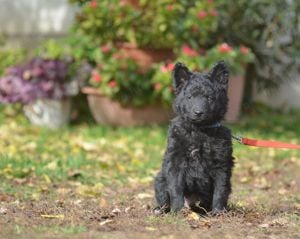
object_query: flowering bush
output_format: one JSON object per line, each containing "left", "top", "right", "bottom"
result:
{"left": 69, "top": 0, "right": 255, "bottom": 107}
{"left": 151, "top": 62, "right": 175, "bottom": 106}
{"left": 70, "top": 0, "right": 220, "bottom": 49}
{"left": 0, "top": 58, "right": 75, "bottom": 104}
{"left": 151, "top": 43, "right": 254, "bottom": 106}
{"left": 89, "top": 44, "right": 155, "bottom": 106}
{"left": 176, "top": 43, "right": 254, "bottom": 74}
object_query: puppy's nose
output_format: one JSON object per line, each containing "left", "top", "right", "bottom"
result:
{"left": 194, "top": 110, "right": 203, "bottom": 116}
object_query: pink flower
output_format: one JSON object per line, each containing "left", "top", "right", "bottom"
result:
{"left": 92, "top": 70, "right": 102, "bottom": 82}
{"left": 112, "top": 53, "right": 122, "bottom": 60}
{"left": 218, "top": 43, "right": 232, "bottom": 53}
{"left": 167, "top": 63, "right": 174, "bottom": 71}
{"left": 89, "top": 0, "right": 97, "bottom": 8}
{"left": 108, "top": 80, "right": 117, "bottom": 88}
{"left": 197, "top": 10, "right": 207, "bottom": 20}
{"left": 160, "top": 63, "right": 174, "bottom": 73}
{"left": 100, "top": 44, "right": 111, "bottom": 53}
{"left": 154, "top": 83, "right": 162, "bottom": 91}
{"left": 120, "top": 0, "right": 128, "bottom": 6}
{"left": 182, "top": 44, "right": 199, "bottom": 57}
{"left": 207, "top": 0, "right": 213, "bottom": 4}
{"left": 240, "top": 45, "right": 250, "bottom": 54}
{"left": 165, "top": 5, "right": 173, "bottom": 11}
{"left": 209, "top": 9, "right": 218, "bottom": 17}
{"left": 160, "top": 65, "right": 168, "bottom": 73}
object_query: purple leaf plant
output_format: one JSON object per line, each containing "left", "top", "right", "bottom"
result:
{"left": 0, "top": 58, "right": 72, "bottom": 104}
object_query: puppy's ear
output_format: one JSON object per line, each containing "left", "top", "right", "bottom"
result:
{"left": 172, "top": 62, "right": 191, "bottom": 92}
{"left": 209, "top": 61, "right": 229, "bottom": 86}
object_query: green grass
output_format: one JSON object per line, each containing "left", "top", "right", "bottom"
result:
{"left": 0, "top": 104, "right": 300, "bottom": 191}
{"left": 0, "top": 104, "right": 300, "bottom": 239}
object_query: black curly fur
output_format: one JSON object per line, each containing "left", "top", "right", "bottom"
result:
{"left": 154, "top": 61, "right": 234, "bottom": 214}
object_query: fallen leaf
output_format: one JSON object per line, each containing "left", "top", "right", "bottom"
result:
{"left": 136, "top": 193, "right": 153, "bottom": 199}
{"left": 112, "top": 208, "right": 121, "bottom": 215}
{"left": 76, "top": 183, "right": 103, "bottom": 197}
{"left": 240, "top": 176, "right": 250, "bottom": 183}
{"left": 278, "top": 188, "right": 288, "bottom": 195}
{"left": 258, "top": 223, "right": 270, "bottom": 228}
{"left": 46, "top": 161, "right": 57, "bottom": 170}
{"left": 41, "top": 214, "right": 64, "bottom": 219}
{"left": 145, "top": 227, "right": 156, "bottom": 231}
{"left": 99, "top": 219, "right": 113, "bottom": 226}
{"left": 0, "top": 207, "right": 7, "bottom": 215}
{"left": 99, "top": 198, "right": 107, "bottom": 208}
{"left": 187, "top": 212, "right": 200, "bottom": 220}
{"left": 270, "top": 218, "right": 288, "bottom": 227}
{"left": 56, "top": 187, "right": 71, "bottom": 195}
{"left": 125, "top": 206, "right": 134, "bottom": 213}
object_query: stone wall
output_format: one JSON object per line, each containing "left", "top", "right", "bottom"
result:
{"left": 0, "top": 0, "right": 76, "bottom": 47}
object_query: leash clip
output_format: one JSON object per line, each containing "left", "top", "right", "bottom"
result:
{"left": 232, "top": 135, "right": 243, "bottom": 144}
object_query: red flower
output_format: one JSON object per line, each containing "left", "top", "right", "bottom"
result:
{"left": 112, "top": 53, "right": 122, "bottom": 60}
{"left": 167, "top": 63, "right": 175, "bottom": 71}
{"left": 92, "top": 70, "right": 102, "bottom": 82}
{"left": 108, "top": 80, "right": 117, "bottom": 88}
{"left": 154, "top": 83, "right": 162, "bottom": 91}
{"left": 100, "top": 44, "right": 111, "bottom": 53}
{"left": 182, "top": 44, "right": 199, "bottom": 57}
{"left": 197, "top": 10, "right": 207, "bottom": 20}
{"left": 240, "top": 45, "right": 250, "bottom": 54}
{"left": 120, "top": 0, "right": 128, "bottom": 6}
{"left": 218, "top": 43, "right": 232, "bottom": 53}
{"left": 209, "top": 9, "right": 218, "bottom": 17}
{"left": 160, "top": 63, "right": 174, "bottom": 73}
{"left": 165, "top": 5, "right": 173, "bottom": 11}
{"left": 160, "top": 65, "right": 168, "bottom": 73}
{"left": 89, "top": 0, "right": 97, "bottom": 8}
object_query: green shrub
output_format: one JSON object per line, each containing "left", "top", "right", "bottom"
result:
{"left": 0, "top": 48, "right": 27, "bottom": 76}
{"left": 218, "top": 0, "right": 300, "bottom": 92}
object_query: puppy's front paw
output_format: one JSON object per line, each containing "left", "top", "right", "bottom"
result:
{"left": 153, "top": 207, "right": 163, "bottom": 215}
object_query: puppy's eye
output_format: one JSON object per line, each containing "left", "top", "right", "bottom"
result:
{"left": 188, "top": 95, "right": 192, "bottom": 99}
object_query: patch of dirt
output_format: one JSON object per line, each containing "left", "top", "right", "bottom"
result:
{"left": 1, "top": 160, "right": 300, "bottom": 239}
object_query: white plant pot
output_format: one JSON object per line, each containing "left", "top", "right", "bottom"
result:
{"left": 23, "top": 98, "right": 71, "bottom": 129}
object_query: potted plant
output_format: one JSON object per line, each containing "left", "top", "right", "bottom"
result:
{"left": 81, "top": 44, "right": 173, "bottom": 126}
{"left": 0, "top": 57, "right": 78, "bottom": 128}
{"left": 69, "top": 0, "right": 255, "bottom": 125}
{"left": 153, "top": 43, "right": 254, "bottom": 122}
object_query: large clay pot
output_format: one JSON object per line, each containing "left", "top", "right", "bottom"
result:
{"left": 23, "top": 98, "right": 71, "bottom": 129}
{"left": 225, "top": 75, "right": 245, "bottom": 122}
{"left": 116, "top": 42, "right": 174, "bottom": 72}
{"left": 82, "top": 87, "right": 173, "bottom": 126}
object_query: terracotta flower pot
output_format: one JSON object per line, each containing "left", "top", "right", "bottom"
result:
{"left": 225, "top": 75, "right": 245, "bottom": 122}
{"left": 82, "top": 87, "right": 173, "bottom": 126}
{"left": 116, "top": 42, "right": 174, "bottom": 72}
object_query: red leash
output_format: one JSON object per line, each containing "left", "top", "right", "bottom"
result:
{"left": 232, "top": 135, "right": 300, "bottom": 149}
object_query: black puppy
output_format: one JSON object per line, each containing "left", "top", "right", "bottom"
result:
{"left": 154, "top": 61, "right": 234, "bottom": 214}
